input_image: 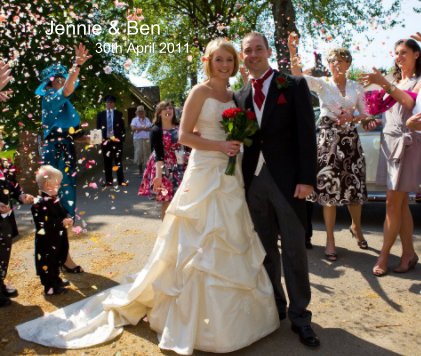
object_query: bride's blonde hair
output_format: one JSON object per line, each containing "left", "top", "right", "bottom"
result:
{"left": 202, "top": 38, "right": 239, "bottom": 78}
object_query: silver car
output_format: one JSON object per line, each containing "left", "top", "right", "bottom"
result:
{"left": 357, "top": 120, "right": 386, "bottom": 201}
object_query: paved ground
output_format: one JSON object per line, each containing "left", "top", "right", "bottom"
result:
{"left": 2, "top": 160, "right": 421, "bottom": 356}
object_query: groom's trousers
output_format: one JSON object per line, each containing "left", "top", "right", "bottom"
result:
{"left": 247, "top": 165, "right": 312, "bottom": 327}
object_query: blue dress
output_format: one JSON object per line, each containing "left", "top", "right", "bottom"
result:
{"left": 40, "top": 88, "right": 80, "bottom": 217}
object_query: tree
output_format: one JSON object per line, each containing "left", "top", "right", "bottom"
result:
{"left": 0, "top": 1, "right": 131, "bottom": 136}
{"left": 122, "top": 0, "right": 268, "bottom": 103}
{"left": 271, "top": 0, "right": 402, "bottom": 71}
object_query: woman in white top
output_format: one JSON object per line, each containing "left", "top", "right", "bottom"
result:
{"left": 288, "top": 33, "right": 368, "bottom": 262}
{"left": 130, "top": 105, "right": 152, "bottom": 174}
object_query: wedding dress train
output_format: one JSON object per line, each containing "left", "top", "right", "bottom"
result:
{"left": 17, "top": 98, "right": 279, "bottom": 355}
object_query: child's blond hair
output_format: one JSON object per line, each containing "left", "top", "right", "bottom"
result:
{"left": 35, "top": 165, "right": 63, "bottom": 190}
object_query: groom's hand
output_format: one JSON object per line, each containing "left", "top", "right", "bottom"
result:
{"left": 294, "top": 184, "right": 313, "bottom": 199}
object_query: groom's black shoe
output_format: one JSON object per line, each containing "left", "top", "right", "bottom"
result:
{"left": 291, "top": 324, "right": 320, "bottom": 347}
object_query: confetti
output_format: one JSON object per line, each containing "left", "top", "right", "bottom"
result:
{"left": 104, "top": 66, "right": 113, "bottom": 74}
{"left": 88, "top": 182, "right": 98, "bottom": 189}
{"left": 72, "top": 226, "right": 83, "bottom": 234}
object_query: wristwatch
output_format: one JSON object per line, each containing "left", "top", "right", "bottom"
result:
{"left": 386, "top": 83, "right": 396, "bottom": 94}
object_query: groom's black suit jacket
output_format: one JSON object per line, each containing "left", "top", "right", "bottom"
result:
{"left": 234, "top": 70, "right": 317, "bottom": 223}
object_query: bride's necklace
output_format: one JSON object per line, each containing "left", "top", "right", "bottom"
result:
{"left": 206, "top": 81, "right": 230, "bottom": 101}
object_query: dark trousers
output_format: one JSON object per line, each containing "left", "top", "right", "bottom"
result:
{"left": 0, "top": 218, "right": 13, "bottom": 281}
{"left": 247, "top": 165, "right": 312, "bottom": 327}
{"left": 35, "top": 234, "right": 68, "bottom": 289}
{"left": 305, "top": 201, "right": 314, "bottom": 240}
{"left": 102, "top": 141, "right": 125, "bottom": 184}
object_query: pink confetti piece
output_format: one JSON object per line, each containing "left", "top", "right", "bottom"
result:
{"left": 72, "top": 226, "right": 83, "bottom": 234}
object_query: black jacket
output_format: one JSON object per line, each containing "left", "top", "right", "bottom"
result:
{"left": 235, "top": 71, "right": 317, "bottom": 218}
{"left": 96, "top": 109, "right": 126, "bottom": 143}
{"left": 31, "top": 193, "right": 69, "bottom": 274}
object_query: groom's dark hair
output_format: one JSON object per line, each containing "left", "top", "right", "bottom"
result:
{"left": 241, "top": 32, "right": 269, "bottom": 50}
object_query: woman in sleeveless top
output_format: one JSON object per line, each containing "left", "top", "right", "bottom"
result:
{"left": 360, "top": 38, "right": 421, "bottom": 276}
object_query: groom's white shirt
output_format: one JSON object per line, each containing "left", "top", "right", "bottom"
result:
{"left": 250, "top": 68, "right": 274, "bottom": 176}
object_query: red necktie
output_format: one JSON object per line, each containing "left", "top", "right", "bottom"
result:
{"left": 251, "top": 68, "right": 273, "bottom": 110}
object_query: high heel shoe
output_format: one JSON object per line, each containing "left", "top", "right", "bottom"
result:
{"left": 393, "top": 254, "right": 419, "bottom": 273}
{"left": 349, "top": 226, "right": 368, "bottom": 249}
{"left": 61, "top": 264, "right": 84, "bottom": 274}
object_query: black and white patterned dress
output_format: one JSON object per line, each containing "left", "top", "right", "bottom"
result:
{"left": 304, "top": 76, "right": 367, "bottom": 206}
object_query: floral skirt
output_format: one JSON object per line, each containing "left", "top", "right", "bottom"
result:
{"left": 138, "top": 152, "right": 186, "bottom": 202}
{"left": 308, "top": 118, "right": 367, "bottom": 206}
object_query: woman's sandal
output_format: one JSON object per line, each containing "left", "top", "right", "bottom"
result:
{"left": 372, "top": 265, "right": 387, "bottom": 277}
{"left": 61, "top": 264, "right": 84, "bottom": 274}
{"left": 349, "top": 226, "right": 368, "bottom": 250}
{"left": 324, "top": 252, "right": 338, "bottom": 262}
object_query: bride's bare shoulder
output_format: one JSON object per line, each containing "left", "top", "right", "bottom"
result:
{"left": 186, "top": 83, "right": 212, "bottom": 103}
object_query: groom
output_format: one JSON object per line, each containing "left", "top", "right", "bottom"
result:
{"left": 235, "top": 32, "right": 319, "bottom": 347}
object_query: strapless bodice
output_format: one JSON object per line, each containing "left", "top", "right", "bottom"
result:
{"left": 195, "top": 98, "right": 235, "bottom": 141}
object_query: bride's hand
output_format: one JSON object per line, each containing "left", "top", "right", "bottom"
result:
{"left": 221, "top": 140, "right": 241, "bottom": 156}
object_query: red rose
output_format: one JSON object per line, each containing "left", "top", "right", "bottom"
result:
{"left": 222, "top": 107, "right": 242, "bottom": 119}
{"left": 277, "top": 93, "right": 287, "bottom": 105}
{"left": 277, "top": 77, "right": 286, "bottom": 85}
{"left": 246, "top": 110, "right": 256, "bottom": 121}
{"left": 276, "top": 75, "right": 289, "bottom": 90}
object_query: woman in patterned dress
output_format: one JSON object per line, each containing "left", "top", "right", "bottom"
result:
{"left": 289, "top": 33, "right": 368, "bottom": 261}
{"left": 138, "top": 101, "right": 188, "bottom": 219}
{"left": 360, "top": 38, "right": 421, "bottom": 276}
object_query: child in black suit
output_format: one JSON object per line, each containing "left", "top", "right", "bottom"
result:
{"left": 32, "top": 165, "right": 73, "bottom": 295}
{"left": 0, "top": 133, "right": 34, "bottom": 307}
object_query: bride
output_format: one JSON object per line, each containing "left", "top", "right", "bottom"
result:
{"left": 16, "top": 38, "right": 279, "bottom": 355}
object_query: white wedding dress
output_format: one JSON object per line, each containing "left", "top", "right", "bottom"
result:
{"left": 16, "top": 98, "right": 280, "bottom": 355}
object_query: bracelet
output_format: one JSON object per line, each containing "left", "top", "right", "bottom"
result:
{"left": 73, "top": 63, "right": 81, "bottom": 68}
{"left": 385, "top": 83, "right": 396, "bottom": 95}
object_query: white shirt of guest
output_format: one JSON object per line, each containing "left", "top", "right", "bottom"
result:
{"left": 131, "top": 116, "right": 152, "bottom": 140}
{"left": 303, "top": 75, "right": 366, "bottom": 119}
{"left": 250, "top": 68, "right": 274, "bottom": 176}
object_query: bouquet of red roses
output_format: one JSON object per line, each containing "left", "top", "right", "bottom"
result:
{"left": 220, "top": 107, "right": 259, "bottom": 175}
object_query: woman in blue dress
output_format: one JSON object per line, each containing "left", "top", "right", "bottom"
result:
{"left": 35, "top": 43, "right": 91, "bottom": 273}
